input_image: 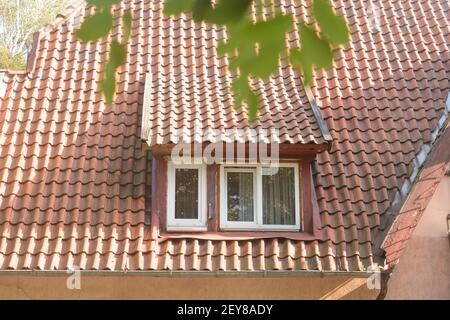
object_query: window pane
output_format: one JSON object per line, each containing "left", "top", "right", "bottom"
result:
{"left": 226, "top": 172, "right": 254, "bottom": 222}
{"left": 175, "top": 168, "right": 198, "bottom": 219}
{"left": 262, "top": 167, "right": 296, "bottom": 225}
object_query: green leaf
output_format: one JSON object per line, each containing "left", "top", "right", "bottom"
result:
{"left": 291, "top": 25, "right": 333, "bottom": 85}
{"left": 101, "top": 41, "right": 127, "bottom": 104}
{"left": 248, "top": 44, "right": 282, "bottom": 78}
{"left": 87, "top": 0, "right": 121, "bottom": 10}
{"left": 313, "top": 0, "right": 349, "bottom": 45}
{"left": 205, "top": 0, "right": 252, "bottom": 25}
{"left": 298, "top": 24, "right": 333, "bottom": 69}
{"left": 76, "top": 11, "right": 113, "bottom": 42}
{"left": 217, "top": 41, "right": 234, "bottom": 56}
{"left": 231, "top": 75, "right": 259, "bottom": 122}
{"left": 247, "top": 92, "right": 259, "bottom": 122}
{"left": 220, "top": 15, "right": 292, "bottom": 79}
{"left": 101, "top": 66, "right": 116, "bottom": 105}
{"left": 290, "top": 49, "right": 313, "bottom": 85}
{"left": 163, "top": 0, "right": 196, "bottom": 15}
{"left": 123, "top": 10, "right": 132, "bottom": 40}
{"left": 192, "top": 0, "right": 213, "bottom": 22}
{"left": 217, "top": 14, "right": 295, "bottom": 115}
{"left": 224, "top": 15, "right": 292, "bottom": 46}
{"left": 109, "top": 40, "right": 127, "bottom": 67}
{"left": 250, "top": 15, "right": 292, "bottom": 43}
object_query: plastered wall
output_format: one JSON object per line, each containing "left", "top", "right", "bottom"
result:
{"left": 386, "top": 177, "right": 450, "bottom": 299}
{"left": 0, "top": 274, "right": 379, "bottom": 300}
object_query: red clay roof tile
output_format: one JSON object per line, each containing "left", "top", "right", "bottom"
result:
{"left": 0, "top": 0, "right": 449, "bottom": 272}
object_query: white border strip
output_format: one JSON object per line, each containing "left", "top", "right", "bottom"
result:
{"left": 141, "top": 72, "right": 152, "bottom": 142}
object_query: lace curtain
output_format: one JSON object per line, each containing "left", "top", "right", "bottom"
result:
{"left": 262, "top": 167, "right": 295, "bottom": 225}
{"left": 174, "top": 168, "right": 199, "bottom": 219}
{"left": 226, "top": 171, "right": 254, "bottom": 222}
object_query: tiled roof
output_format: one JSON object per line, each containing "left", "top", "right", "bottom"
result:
{"left": 0, "top": 0, "right": 449, "bottom": 272}
{"left": 140, "top": 20, "right": 328, "bottom": 146}
{"left": 380, "top": 121, "right": 450, "bottom": 267}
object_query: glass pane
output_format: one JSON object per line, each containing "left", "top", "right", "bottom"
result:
{"left": 226, "top": 172, "right": 254, "bottom": 222}
{"left": 175, "top": 168, "right": 198, "bottom": 219}
{"left": 262, "top": 167, "right": 296, "bottom": 225}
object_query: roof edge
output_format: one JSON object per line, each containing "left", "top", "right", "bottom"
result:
{"left": 390, "top": 94, "right": 450, "bottom": 208}
{"left": 0, "top": 269, "right": 380, "bottom": 278}
{"left": 141, "top": 72, "right": 152, "bottom": 144}
{"left": 374, "top": 92, "right": 450, "bottom": 265}
{"left": 303, "top": 84, "right": 333, "bottom": 148}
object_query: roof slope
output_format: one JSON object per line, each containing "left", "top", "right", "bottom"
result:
{"left": 140, "top": 11, "right": 328, "bottom": 146}
{"left": 0, "top": 0, "right": 449, "bottom": 271}
{"left": 381, "top": 121, "right": 450, "bottom": 267}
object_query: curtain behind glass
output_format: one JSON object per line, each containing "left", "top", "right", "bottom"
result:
{"left": 262, "top": 167, "right": 296, "bottom": 225}
{"left": 226, "top": 171, "right": 254, "bottom": 222}
{"left": 175, "top": 168, "right": 198, "bottom": 219}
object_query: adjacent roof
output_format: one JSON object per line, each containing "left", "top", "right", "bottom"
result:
{"left": 0, "top": 0, "right": 449, "bottom": 272}
{"left": 380, "top": 121, "right": 450, "bottom": 267}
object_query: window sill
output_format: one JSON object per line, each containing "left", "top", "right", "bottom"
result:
{"left": 219, "top": 226, "right": 301, "bottom": 232}
{"left": 166, "top": 226, "right": 208, "bottom": 232}
{"left": 159, "top": 229, "right": 321, "bottom": 241}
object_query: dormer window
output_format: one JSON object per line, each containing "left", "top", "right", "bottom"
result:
{"left": 162, "top": 153, "right": 309, "bottom": 233}
{"left": 166, "top": 162, "right": 207, "bottom": 231}
{"left": 220, "top": 163, "right": 301, "bottom": 231}
{"left": 141, "top": 51, "right": 330, "bottom": 237}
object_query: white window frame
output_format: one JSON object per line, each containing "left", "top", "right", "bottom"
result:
{"left": 167, "top": 162, "right": 207, "bottom": 231}
{"left": 220, "top": 163, "right": 301, "bottom": 231}
{"left": 222, "top": 167, "right": 258, "bottom": 229}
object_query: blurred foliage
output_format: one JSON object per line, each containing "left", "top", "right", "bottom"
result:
{"left": 76, "top": 0, "right": 349, "bottom": 120}
{"left": 0, "top": 46, "right": 26, "bottom": 70}
{"left": 0, "top": 0, "right": 72, "bottom": 70}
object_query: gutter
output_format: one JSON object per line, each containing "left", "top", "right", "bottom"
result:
{"left": 0, "top": 269, "right": 380, "bottom": 278}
